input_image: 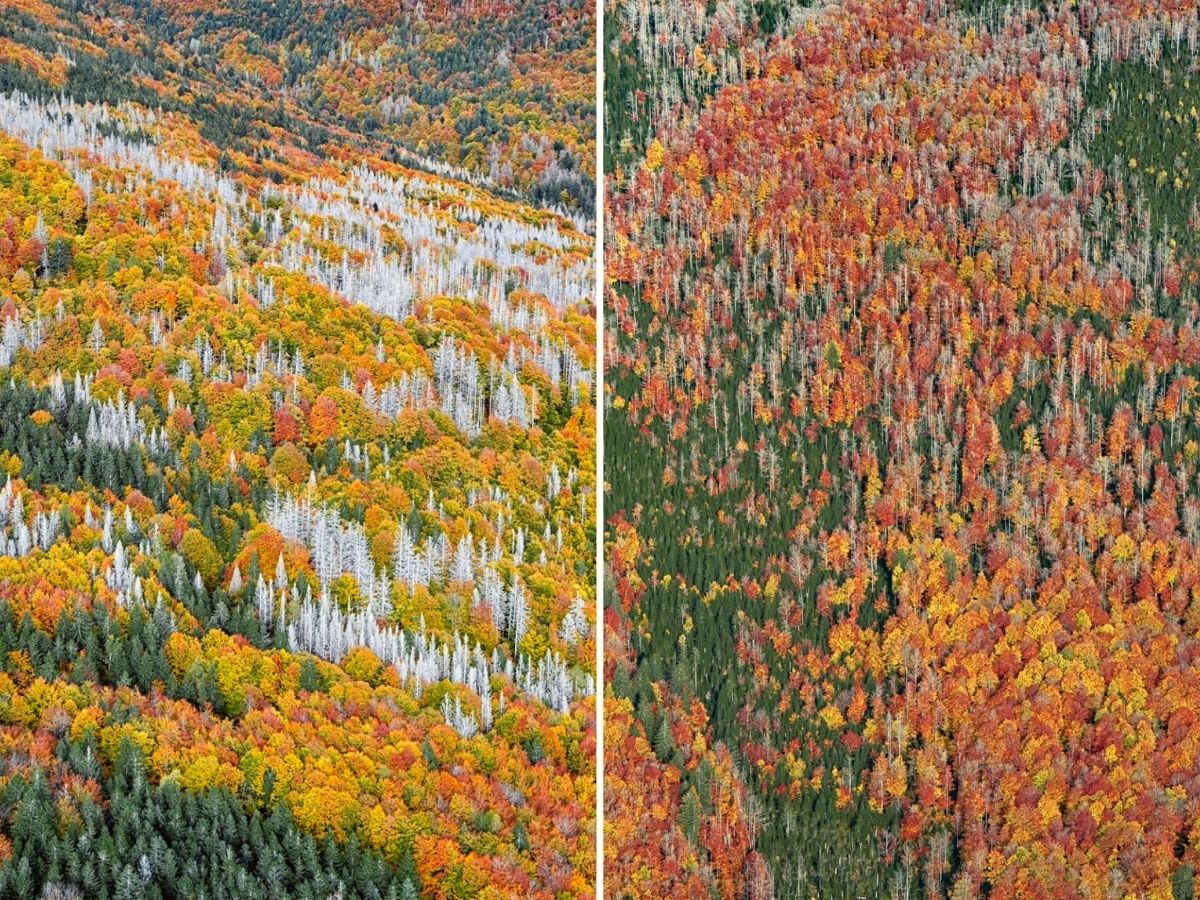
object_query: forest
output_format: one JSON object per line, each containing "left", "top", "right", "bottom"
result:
{"left": 0, "top": 0, "right": 596, "bottom": 896}
{"left": 0, "top": 0, "right": 595, "bottom": 215}
{"left": 605, "top": 0, "right": 1200, "bottom": 896}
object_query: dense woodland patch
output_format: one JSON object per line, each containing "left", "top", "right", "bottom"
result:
{"left": 0, "top": 0, "right": 596, "bottom": 895}
{"left": 605, "top": 0, "right": 1200, "bottom": 896}
{"left": 0, "top": 0, "right": 595, "bottom": 215}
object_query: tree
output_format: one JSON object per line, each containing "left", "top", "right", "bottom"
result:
{"left": 652, "top": 716, "right": 673, "bottom": 763}
{"left": 679, "top": 786, "right": 701, "bottom": 845}
{"left": 307, "top": 395, "right": 340, "bottom": 446}
{"left": 180, "top": 529, "right": 223, "bottom": 587}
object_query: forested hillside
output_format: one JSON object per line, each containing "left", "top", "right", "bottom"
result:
{"left": 605, "top": 0, "right": 1200, "bottom": 896}
{"left": 0, "top": 0, "right": 594, "bottom": 214}
{"left": 0, "top": 0, "right": 596, "bottom": 896}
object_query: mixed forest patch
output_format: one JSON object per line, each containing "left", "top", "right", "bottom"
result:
{"left": 0, "top": 0, "right": 597, "bottom": 896}
{"left": 605, "top": 0, "right": 1200, "bottom": 896}
{"left": 0, "top": 0, "right": 595, "bottom": 215}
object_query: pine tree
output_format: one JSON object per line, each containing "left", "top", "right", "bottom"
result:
{"left": 513, "top": 821, "right": 530, "bottom": 854}
{"left": 421, "top": 737, "right": 439, "bottom": 769}
{"left": 1175, "top": 865, "right": 1195, "bottom": 900}
{"left": 680, "top": 786, "right": 702, "bottom": 845}
{"left": 298, "top": 657, "right": 323, "bottom": 693}
{"left": 652, "top": 716, "right": 674, "bottom": 763}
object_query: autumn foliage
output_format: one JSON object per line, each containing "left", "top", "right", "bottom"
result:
{"left": 606, "top": 0, "right": 1200, "bottom": 895}
{"left": 0, "top": 0, "right": 596, "bottom": 893}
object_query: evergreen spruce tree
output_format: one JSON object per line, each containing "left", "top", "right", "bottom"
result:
{"left": 1175, "top": 865, "right": 1195, "bottom": 900}
{"left": 680, "top": 786, "right": 702, "bottom": 846}
{"left": 652, "top": 716, "right": 674, "bottom": 763}
{"left": 298, "top": 657, "right": 323, "bottom": 693}
{"left": 513, "top": 821, "right": 530, "bottom": 854}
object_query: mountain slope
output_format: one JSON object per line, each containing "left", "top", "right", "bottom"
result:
{"left": 0, "top": 0, "right": 594, "bottom": 213}
{"left": 0, "top": 0, "right": 596, "bottom": 896}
